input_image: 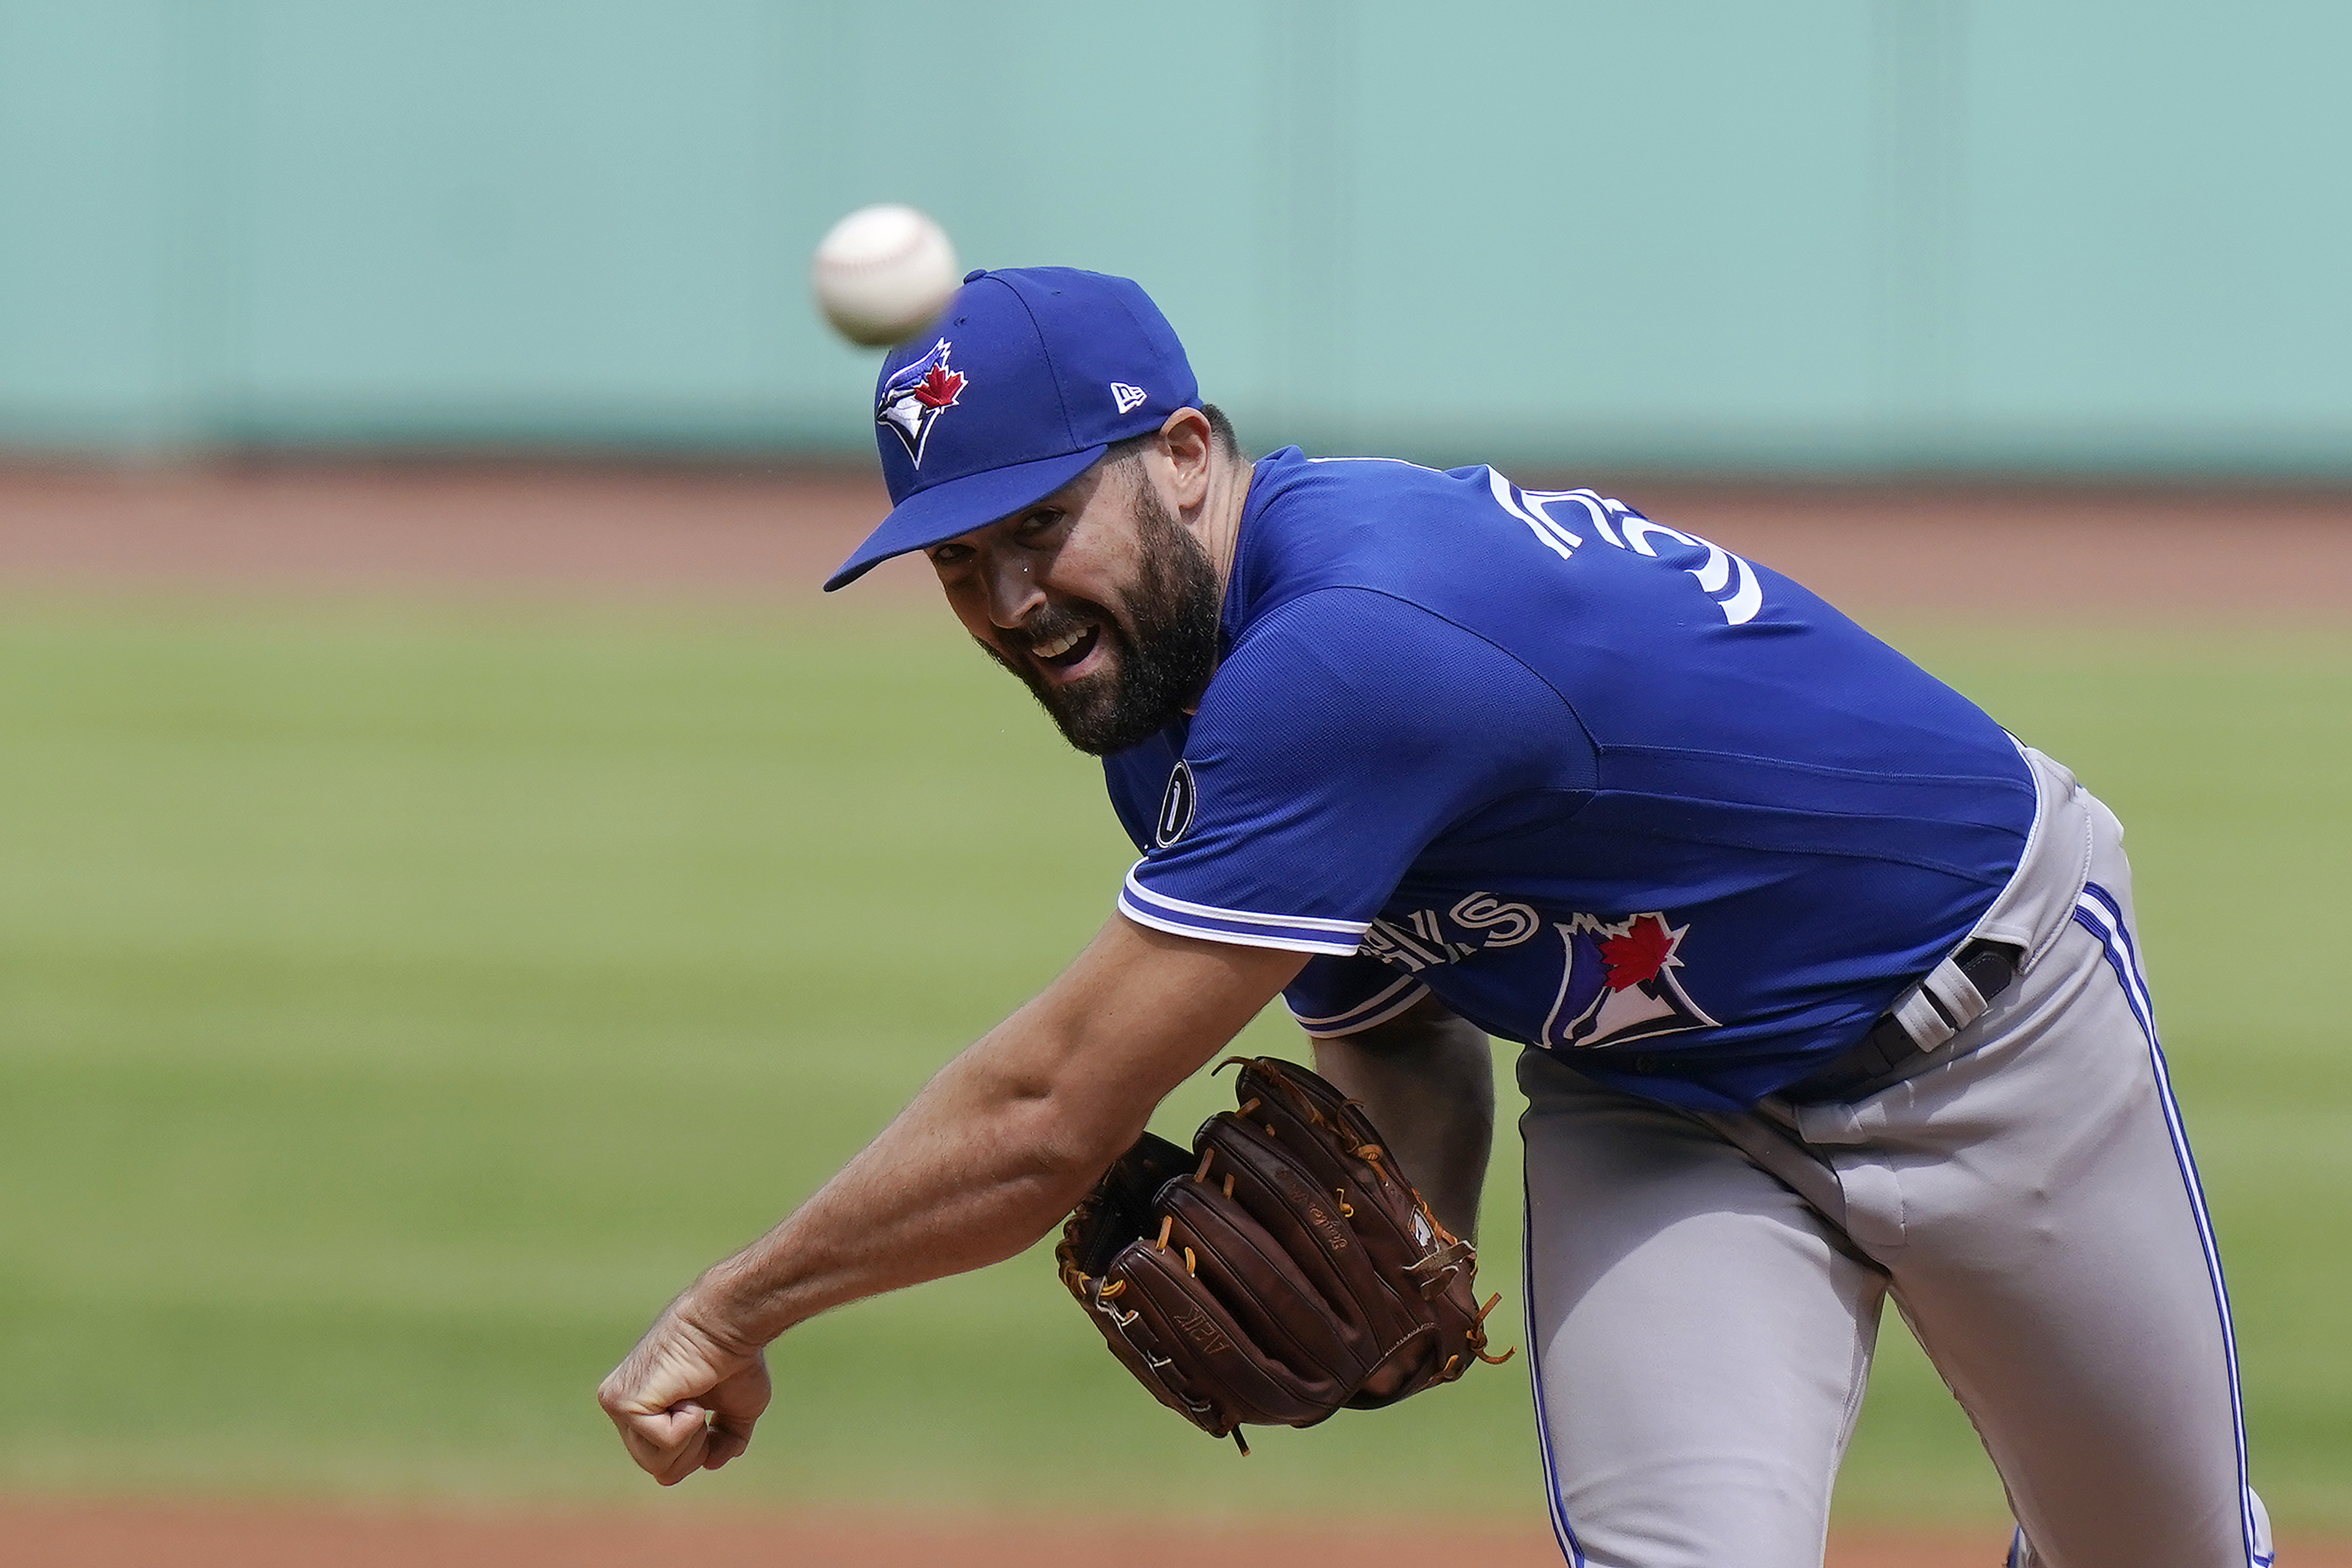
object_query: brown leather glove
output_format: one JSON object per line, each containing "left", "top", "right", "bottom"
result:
{"left": 1055, "top": 1056, "right": 1510, "bottom": 1452}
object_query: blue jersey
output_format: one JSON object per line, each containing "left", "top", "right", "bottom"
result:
{"left": 1103, "top": 449, "right": 2036, "bottom": 1111}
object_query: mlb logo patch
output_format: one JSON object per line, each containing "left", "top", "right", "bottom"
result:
{"left": 876, "top": 340, "right": 968, "bottom": 467}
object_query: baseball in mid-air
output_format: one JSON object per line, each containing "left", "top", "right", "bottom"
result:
{"left": 811, "top": 204, "right": 961, "bottom": 348}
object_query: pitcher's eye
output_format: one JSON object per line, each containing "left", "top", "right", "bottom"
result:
{"left": 929, "top": 542, "right": 974, "bottom": 568}
{"left": 1012, "top": 508, "right": 1064, "bottom": 541}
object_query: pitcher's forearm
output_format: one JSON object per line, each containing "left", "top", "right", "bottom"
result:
{"left": 670, "top": 919, "right": 1308, "bottom": 1351}
{"left": 680, "top": 1049, "right": 1115, "bottom": 1348}
{"left": 1311, "top": 1002, "right": 1494, "bottom": 1240}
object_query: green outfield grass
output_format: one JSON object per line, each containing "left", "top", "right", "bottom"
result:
{"left": 0, "top": 597, "right": 2343, "bottom": 1528}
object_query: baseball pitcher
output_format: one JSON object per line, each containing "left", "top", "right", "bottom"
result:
{"left": 598, "top": 269, "right": 2271, "bottom": 1568}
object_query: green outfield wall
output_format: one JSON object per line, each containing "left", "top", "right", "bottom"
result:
{"left": 3, "top": 1, "right": 2348, "bottom": 475}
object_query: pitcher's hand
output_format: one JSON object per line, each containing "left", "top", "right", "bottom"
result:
{"left": 598, "top": 1298, "right": 773, "bottom": 1485}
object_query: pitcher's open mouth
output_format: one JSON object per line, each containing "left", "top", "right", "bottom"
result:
{"left": 1032, "top": 623, "right": 1100, "bottom": 674}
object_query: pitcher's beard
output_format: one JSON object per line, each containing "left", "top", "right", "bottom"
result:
{"left": 981, "top": 483, "right": 1222, "bottom": 757}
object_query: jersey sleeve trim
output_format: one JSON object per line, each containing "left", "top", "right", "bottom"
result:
{"left": 1286, "top": 974, "right": 1432, "bottom": 1038}
{"left": 1117, "top": 866, "right": 1370, "bottom": 956}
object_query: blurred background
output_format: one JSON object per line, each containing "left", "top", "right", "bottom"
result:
{"left": 7, "top": 0, "right": 2351, "bottom": 471}
{"left": 0, "top": 3, "right": 2346, "bottom": 1564}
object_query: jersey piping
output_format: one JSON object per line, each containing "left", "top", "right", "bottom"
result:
{"left": 1286, "top": 974, "right": 1433, "bottom": 1039}
{"left": 1117, "top": 867, "right": 1371, "bottom": 956}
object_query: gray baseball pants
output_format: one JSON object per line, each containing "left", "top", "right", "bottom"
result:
{"left": 1519, "top": 752, "right": 2271, "bottom": 1568}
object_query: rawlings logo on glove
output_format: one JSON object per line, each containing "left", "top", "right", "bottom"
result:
{"left": 1055, "top": 1056, "right": 1511, "bottom": 1453}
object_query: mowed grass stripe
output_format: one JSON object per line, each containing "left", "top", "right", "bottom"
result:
{"left": 0, "top": 601, "right": 2342, "bottom": 1525}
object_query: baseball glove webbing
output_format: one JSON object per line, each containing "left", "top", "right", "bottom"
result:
{"left": 1057, "top": 1056, "right": 1512, "bottom": 1454}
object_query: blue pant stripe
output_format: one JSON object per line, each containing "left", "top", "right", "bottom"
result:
{"left": 2072, "top": 886, "right": 2261, "bottom": 1568}
{"left": 1521, "top": 1191, "right": 1586, "bottom": 1566}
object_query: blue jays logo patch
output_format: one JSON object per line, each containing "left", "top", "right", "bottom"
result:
{"left": 1541, "top": 912, "right": 1717, "bottom": 1051}
{"left": 875, "top": 339, "right": 967, "bottom": 467}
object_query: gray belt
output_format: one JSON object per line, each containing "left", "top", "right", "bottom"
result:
{"left": 1785, "top": 939, "right": 2022, "bottom": 1103}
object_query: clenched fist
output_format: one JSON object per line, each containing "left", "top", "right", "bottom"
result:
{"left": 597, "top": 1296, "right": 773, "bottom": 1486}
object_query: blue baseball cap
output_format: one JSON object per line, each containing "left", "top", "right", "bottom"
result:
{"left": 824, "top": 266, "right": 1200, "bottom": 591}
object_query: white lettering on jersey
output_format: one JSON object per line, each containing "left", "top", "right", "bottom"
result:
{"left": 1618, "top": 514, "right": 1763, "bottom": 624}
{"left": 1488, "top": 471, "right": 1762, "bottom": 626}
{"left": 1361, "top": 917, "right": 1454, "bottom": 972}
{"left": 1359, "top": 891, "right": 1542, "bottom": 971}
{"left": 1449, "top": 892, "right": 1540, "bottom": 947}
{"left": 1486, "top": 469, "right": 1580, "bottom": 558}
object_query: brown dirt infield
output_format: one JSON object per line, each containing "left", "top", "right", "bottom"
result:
{"left": 1, "top": 1499, "right": 2342, "bottom": 1567}
{"left": 1, "top": 459, "right": 2346, "bottom": 617}
{"left": 0, "top": 460, "right": 2341, "bottom": 1564}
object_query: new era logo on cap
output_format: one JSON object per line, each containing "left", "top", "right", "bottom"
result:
{"left": 1110, "top": 382, "right": 1148, "bottom": 414}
